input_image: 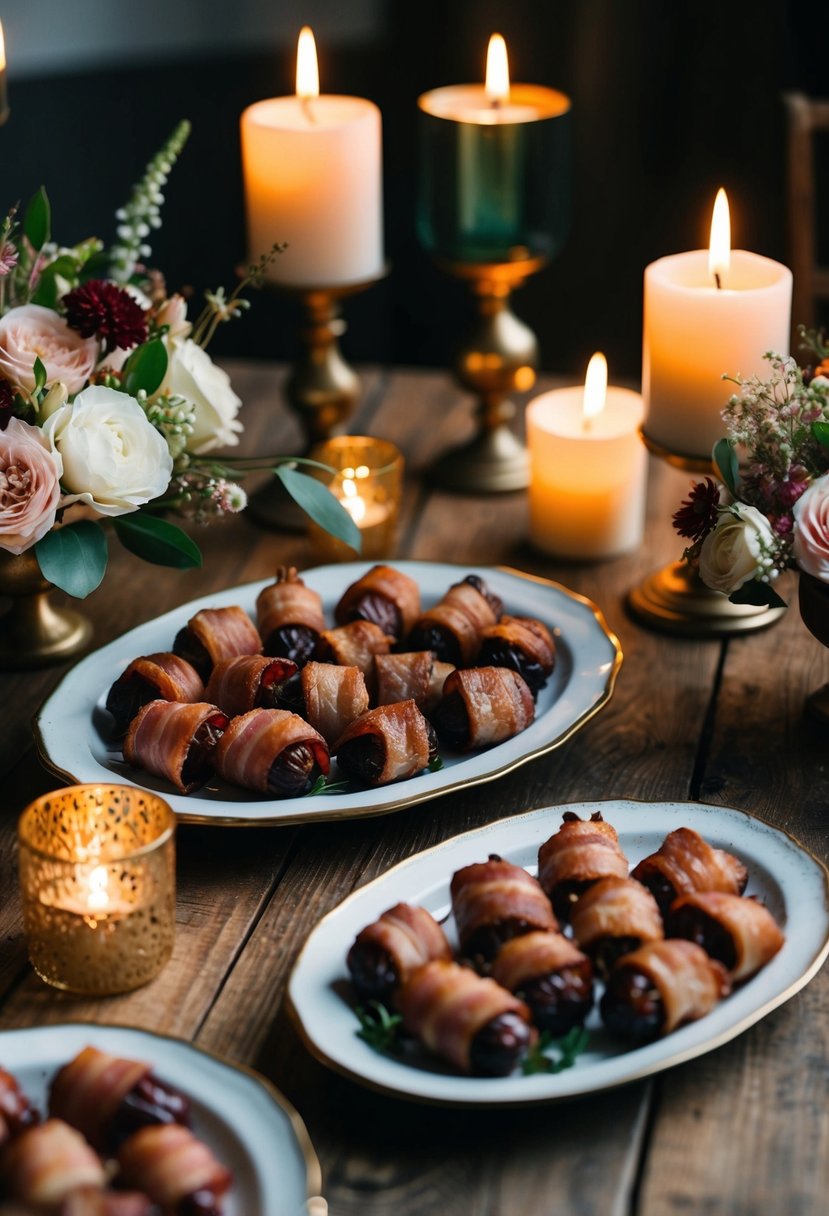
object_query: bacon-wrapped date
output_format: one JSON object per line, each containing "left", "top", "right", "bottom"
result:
{"left": 203, "top": 655, "right": 297, "bottom": 718}
{"left": 374, "top": 651, "right": 454, "bottom": 716}
{"left": 172, "top": 606, "right": 262, "bottom": 682}
{"left": 333, "top": 700, "right": 437, "bottom": 787}
{"left": 256, "top": 566, "right": 325, "bottom": 668}
{"left": 117, "top": 1124, "right": 232, "bottom": 1216}
{"left": 334, "top": 564, "right": 421, "bottom": 641}
{"left": 477, "top": 614, "right": 556, "bottom": 696}
{"left": 490, "top": 930, "right": 595, "bottom": 1035}
{"left": 407, "top": 575, "right": 503, "bottom": 666}
{"left": 213, "top": 707, "right": 329, "bottom": 797}
{"left": 600, "top": 939, "right": 731, "bottom": 1042}
{"left": 123, "top": 701, "right": 229, "bottom": 795}
{"left": 432, "top": 667, "right": 534, "bottom": 751}
{"left": 285, "top": 661, "right": 370, "bottom": 748}
{"left": 666, "top": 891, "right": 785, "bottom": 982}
{"left": 0, "top": 1067, "right": 39, "bottom": 1147}
{"left": 347, "top": 903, "right": 452, "bottom": 1004}
{"left": 450, "top": 856, "right": 557, "bottom": 964}
{"left": 49, "top": 1046, "right": 190, "bottom": 1156}
{"left": 537, "top": 812, "right": 629, "bottom": 922}
{"left": 631, "top": 827, "right": 748, "bottom": 916}
{"left": 106, "top": 654, "right": 205, "bottom": 737}
{"left": 397, "top": 960, "right": 535, "bottom": 1076}
{"left": 317, "top": 620, "right": 393, "bottom": 683}
{"left": 2, "top": 1119, "right": 106, "bottom": 1205}
{"left": 570, "top": 876, "right": 664, "bottom": 978}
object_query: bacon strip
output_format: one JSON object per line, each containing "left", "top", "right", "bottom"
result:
{"left": 571, "top": 876, "right": 664, "bottom": 953}
{"left": 397, "top": 960, "right": 531, "bottom": 1073}
{"left": 537, "top": 812, "right": 629, "bottom": 901}
{"left": 410, "top": 578, "right": 500, "bottom": 665}
{"left": 62, "top": 1190, "right": 159, "bottom": 1216}
{"left": 613, "top": 939, "right": 731, "bottom": 1034}
{"left": 347, "top": 903, "right": 452, "bottom": 988}
{"left": 204, "top": 655, "right": 297, "bottom": 717}
{"left": 333, "top": 700, "right": 432, "bottom": 785}
{"left": 490, "top": 930, "right": 590, "bottom": 992}
{"left": 186, "top": 606, "right": 262, "bottom": 667}
{"left": 479, "top": 615, "right": 556, "bottom": 674}
{"left": 450, "top": 858, "right": 557, "bottom": 954}
{"left": 123, "top": 701, "right": 228, "bottom": 794}
{"left": 109, "top": 653, "right": 204, "bottom": 706}
{"left": 334, "top": 564, "right": 422, "bottom": 638}
{"left": 117, "top": 1124, "right": 232, "bottom": 1209}
{"left": 2, "top": 1119, "right": 106, "bottom": 1204}
{"left": 438, "top": 667, "right": 535, "bottom": 749}
{"left": 374, "top": 652, "right": 453, "bottom": 715}
{"left": 301, "top": 661, "right": 369, "bottom": 747}
{"left": 631, "top": 827, "right": 748, "bottom": 913}
{"left": 213, "top": 708, "right": 329, "bottom": 794}
{"left": 667, "top": 891, "right": 785, "bottom": 982}
{"left": 49, "top": 1047, "right": 149, "bottom": 1152}
{"left": 256, "top": 565, "right": 326, "bottom": 641}
{"left": 319, "top": 620, "right": 393, "bottom": 676}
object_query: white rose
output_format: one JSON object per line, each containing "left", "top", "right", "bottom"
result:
{"left": 162, "top": 338, "right": 242, "bottom": 454}
{"left": 793, "top": 473, "right": 829, "bottom": 582}
{"left": 43, "top": 384, "right": 173, "bottom": 517}
{"left": 699, "top": 504, "right": 776, "bottom": 595}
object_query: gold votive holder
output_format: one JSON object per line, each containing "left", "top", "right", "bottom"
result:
{"left": 18, "top": 784, "right": 176, "bottom": 996}
{"left": 307, "top": 436, "right": 403, "bottom": 563}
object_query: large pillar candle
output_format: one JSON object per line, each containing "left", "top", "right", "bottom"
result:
{"left": 240, "top": 27, "right": 383, "bottom": 287}
{"left": 642, "top": 190, "right": 792, "bottom": 459}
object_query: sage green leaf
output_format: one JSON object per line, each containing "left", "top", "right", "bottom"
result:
{"left": 122, "top": 339, "right": 168, "bottom": 397}
{"left": 729, "top": 580, "right": 787, "bottom": 610}
{"left": 35, "top": 521, "right": 108, "bottom": 599}
{"left": 275, "top": 465, "right": 362, "bottom": 552}
{"left": 113, "top": 513, "right": 202, "bottom": 569}
{"left": 813, "top": 420, "right": 829, "bottom": 452}
{"left": 713, "top": 438, "right": 739, "bottom": 496}
{"left": 24, "top": 187, "right": 51, "bottom": 251}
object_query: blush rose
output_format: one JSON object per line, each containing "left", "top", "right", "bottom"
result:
{"left": 0, "top": 304, "right": 98, "bottom": 396}
{"left": 793, "top": 474, "right": 829, "bottom": 582}
{"left": 0, "top": 416, "right": 63, "bottom": 554}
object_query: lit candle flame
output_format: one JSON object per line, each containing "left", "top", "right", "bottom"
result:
{"left": 485, "top": 33, "right": 510, "bottom": 104}
{"left": 296, "top": 26, "right": 319, "bottom": 100}
{"left": 583, "top": 352, "right": 608, "bottom": 425}
{"left": 341, "top": 475, "right": 367, "bottom": 524}
{"left": 86, "top": 865, "right": 110, "bottom": 913}
{"left": 0, "top": 21, "right": 6, "bottom": 72}
{"left": 708, "top": 187, "right": 731, "bottom": 287}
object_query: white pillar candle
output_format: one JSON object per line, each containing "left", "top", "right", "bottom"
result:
{"left": 642, "top": 191, "right": 792, "bottom": 459}
{"left": 240, "top": 27, "right": 383, "bottom": 287}
{"left": 527, "top": 355, "right": 647, "bottom": 559}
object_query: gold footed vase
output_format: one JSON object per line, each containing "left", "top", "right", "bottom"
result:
{"left": 798, "top": 572, "right": 829, "bottom": 724}
{"left": 0, "top": 550, "right": 92, "bottom": 670}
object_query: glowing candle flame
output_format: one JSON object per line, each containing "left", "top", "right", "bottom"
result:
{"left": 708, "top": 188, "right": 731, "bottom": 285}
{"left": 583, "top": 352, "right": 608, "bottom": 424}
{"left": 341, "top": 473, "right": 367, "bottom": 524}
{"left": 296, "top": 26, "right": 319, "bottom": 100}
{"left": 485, "top": 33, "right": 510, "bottom": 104}
{"left": 0, "top": 22, "right": 6, "bottom": 72}
{"left": 86, "top": 865, "right": 110, "bottom": 913}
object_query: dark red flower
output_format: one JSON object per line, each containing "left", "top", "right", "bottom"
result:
{"left": 0, "top": 379, "right": 14, "bottom": 431}
{"left": 63, "top": 280, "right": 148, "bottom": 351}
{"left": 672, "top": 477, "right": 721, "bottom": 542}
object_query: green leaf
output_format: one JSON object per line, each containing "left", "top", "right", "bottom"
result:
{"left": 729, "top": 580, "right": 787, "bottom": 610}
{"left": 813, "top": 420, "right": 829, "bottom": 452}
{"left": 522, "top": 1025, "right": 590, "bottom": 1076}
{"left": 31, "top": 254, "right": 80, "bottom": 309}
{"left": 79, "top": 249, "right": 113, "bottom": 283}
{"left": 355, "top": 1002, "right": 404, "bottom": 1053}
{"left": 35, "top": 521, "right": 108, "bottom": 599}
{"left": 275, "top": 466, "right": 362, "bottom": 552}
{"left": 122, "top": 339, "right": 168, "bottom": 397}
{"left": 113, "top": 513, "right": 202, "bottom": 569}
{"left": 24, "top": 187, "right": 51, "bottom": 251}
{"left": 713, "top": 438, "right": 739, "bottom": 497}
{"left": 32, "top": 357, "right": 47, "bottom": 394}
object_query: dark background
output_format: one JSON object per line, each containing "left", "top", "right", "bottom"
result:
{"left": 1, "top": 0, "right": 826, "bottom": 381}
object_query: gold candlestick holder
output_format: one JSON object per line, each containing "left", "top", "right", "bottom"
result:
{"left": 626, "top": 430, "right": 787, "bottom": 636}
{"left": 429, "top": 255, "right": 545, "bottom": 494}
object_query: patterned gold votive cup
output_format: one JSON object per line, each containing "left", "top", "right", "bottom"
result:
{"left": 18, "top": 784, "right": 175, "bottom": 995}
{"left": 307, "top": 436, "right": 403, "bottom": 563}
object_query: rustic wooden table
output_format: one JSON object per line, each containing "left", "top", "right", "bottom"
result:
{"left": 1, "top": 361, "right": 828, "bottom": 1216}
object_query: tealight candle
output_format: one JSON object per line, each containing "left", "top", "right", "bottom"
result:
{"left": 307, "top": 436, "right": 402, "bottom": 562}
{"left": 18, "top": 785, "right": 175, "bottom": 995}
{"left": 527, "top": 354, "right": 647, "bottom": 559}
{"left": 0, "top": 21, "right": 9, "bottom": 126}
{"left": 642, "top": 189, "right": 792, "bottom": 459}
{"left": 240, "top": 26, "right": 383, "bottom": 287}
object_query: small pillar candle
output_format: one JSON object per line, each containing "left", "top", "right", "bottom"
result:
{"left": 307, "top": 435, "right": 402, "bottom": 563}
{"left": 527, "top": 354, "right": 647, "bottom": 559}
{"left": 18, "top": 785, "right": 175, "bottom": 995}
{"left": 0, "top": 21, "right": 9, "bottom": 126}
{"left": 642, "top": 189, "right": 792, "bottom": 459}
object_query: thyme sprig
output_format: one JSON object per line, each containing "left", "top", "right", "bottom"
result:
{"left": 355, "top": 1001, "right": 404, "bottom": 1053}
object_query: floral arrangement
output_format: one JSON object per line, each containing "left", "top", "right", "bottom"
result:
{"left": 0, "top": 121, "right": 357, "bottom": 598}
{"left": 673, "top": 329, "right": 829, "bottom": 608}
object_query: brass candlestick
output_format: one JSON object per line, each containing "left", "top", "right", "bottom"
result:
{"left": 429, "top": 255, "right": 545, "bottom": 494}
{"left": 626, "top": 430, "right": 787, "bottom": 637}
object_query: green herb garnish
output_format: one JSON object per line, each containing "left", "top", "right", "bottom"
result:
{"left": 355, "top": 1001, "right": 404, "bottom": 1053}
{"left": 303, "top": 774, "right": 353, "bottom": 797}
{"left": 522, "top": 1025, "right": 590, "bottom": 1076}
{"left": 428, "top": 754, "right": 444, "bottom": 773}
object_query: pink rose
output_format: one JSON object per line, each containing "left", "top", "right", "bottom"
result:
{"left": 793, "top": 473, "right": 829, "bottom": 582}
{"left": 0, "top": 416, "right": 63, "bottom": 554}
{"left": 0, "top": 304, "right": 98, "bottom": 395}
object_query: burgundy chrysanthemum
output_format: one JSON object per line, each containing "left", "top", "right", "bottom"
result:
{"left": 63, "top": 280, "right": 148, "bottom": 351}
{"left": 0, "top": 379, "right": 14, "bottom": 431}
{"left": 672, "top": 477, "right": 721, "bottom": 543}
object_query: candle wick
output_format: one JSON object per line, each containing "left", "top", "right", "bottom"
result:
{"left": 714, "top": 271, "right": 722, "bottom": 291}
{"left": 300, "top": 96, "right": 318, "bottom": 124}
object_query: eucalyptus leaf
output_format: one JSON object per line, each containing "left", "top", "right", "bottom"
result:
{"left": 275, "top": 465, "right": 362, "bottom": 551}
{"left": 122, "top": 339, "right": 168, "bottom": 397}
{"left": 113, "top": 513, "right": 202, "bottom": 569}
{"left": 729, "top": 580, "right": 787, "bottom": 610}
{"left": 35, "top": 521, "right": 108, "bottom": 599}
{"left": 24, "top": 187, "right": 50, "bottom": 251}
{"left": 813, "top": 420, "right": 829, "bottom": 452}
{"left": 713, "top": 438, "right": 739, "bottom": 496}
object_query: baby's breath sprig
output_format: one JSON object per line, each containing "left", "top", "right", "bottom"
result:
{"left": 109, "top": 120, "right": 192, "bottom": 284}
{"left": 142, "top": 391, "right": 196, "bottom": 459}
{"left": 190, "top": 242, "right": 286, "bottom": 350}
